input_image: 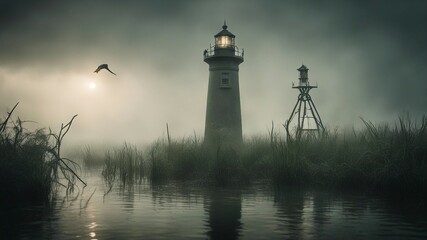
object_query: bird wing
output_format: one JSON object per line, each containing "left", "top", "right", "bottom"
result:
{"left": 106, "top": 67, "right": 117, "bottom": 76}
{"left": 94, "top": 66, "right": 102, "bottom": 73}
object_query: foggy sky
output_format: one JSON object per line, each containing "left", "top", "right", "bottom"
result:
{"left": 1, "top": 0, "right": 426, "bottom": 146}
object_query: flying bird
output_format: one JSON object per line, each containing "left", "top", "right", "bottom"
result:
{"left": 94, "top": 64, "right": 117, "bottom": 75}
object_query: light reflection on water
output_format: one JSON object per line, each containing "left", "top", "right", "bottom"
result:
{"left": 1, "top": 170, "right": 427, "bottom": 240}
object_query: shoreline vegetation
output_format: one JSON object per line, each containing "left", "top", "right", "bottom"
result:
{"left": 92, "top": 114, "right": 427, "bottom": 200}
{"left": 0, "top": 103, "right": 85, "bottom": 205}
{"left": 1, "top": 103, "right": 426, "bottom": 204}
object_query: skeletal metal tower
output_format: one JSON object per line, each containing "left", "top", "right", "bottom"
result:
{"left": 286, "top": 65, "right": 324, "bottom": 137}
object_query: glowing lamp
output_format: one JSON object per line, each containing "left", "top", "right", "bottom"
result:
{"left": 214, "top": 23, "right": 235, "bottom": 49}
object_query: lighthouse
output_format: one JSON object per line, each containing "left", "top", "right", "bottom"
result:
{"left": 203, "top": 23, "right": 244, "bottom": 147}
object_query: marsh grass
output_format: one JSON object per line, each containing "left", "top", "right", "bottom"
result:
{"left": 101, "top": 143, "right": 145, "bottom": 193}
{"left": 267, "top": 115, "right": 427, "bottom": 196}
{"left": 96, "top": 115, "right": 426, "bottom": 197}
{"left": 82, "top": 145, "right": 105, "bottom": 169}
{"left": 0, "top": 103, "right": 85, "bottom": 204}
{"left": 147, "top": 137, "right": 247, "bottom": 185}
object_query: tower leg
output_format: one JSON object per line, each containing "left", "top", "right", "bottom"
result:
{"left": 287, "top": 88, "right": 324, "bottom": 138}
{"left": 297, "top": 95, "right": 303, "bottom": 133}
{"left": 307, "top": 98, "right": 324, "bottom": 131}
{"left": 287, "top": 96, "right": 301, "bottom": 126}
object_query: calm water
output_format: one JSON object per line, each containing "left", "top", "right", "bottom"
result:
{"left": 2, "top": 170, "right": 427, "bottom": 240}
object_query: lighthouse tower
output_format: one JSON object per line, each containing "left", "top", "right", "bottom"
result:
{"left": 203, "top": 23, "right": 244, "bottom": 147}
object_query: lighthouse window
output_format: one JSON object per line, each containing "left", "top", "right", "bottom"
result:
{"left": 220, "top": 72, "right": 230, "bottom": 88}
{"left": 216, "top": 36, "right": 233, "bottom": 48}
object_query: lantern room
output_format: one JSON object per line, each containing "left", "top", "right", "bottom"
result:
{"left": 298, "top": 65, "right": 309, "bottom": 84}
{"left": 214, "top": 23, "right": 236, "bottom": 49}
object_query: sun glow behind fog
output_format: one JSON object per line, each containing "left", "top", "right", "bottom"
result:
{"left": 88, "top": 81, "right": 97, "bottom": 90}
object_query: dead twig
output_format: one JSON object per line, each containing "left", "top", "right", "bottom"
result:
{"left": 0, "top": 102, "right": 19, "bottom": 133}
{"left": 48, "top": 114, "right": 87, "bottom": 187}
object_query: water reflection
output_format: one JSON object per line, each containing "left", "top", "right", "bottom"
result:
{"left": 0, "top": 200, "right": 63, "bottom": 239}
{"left": 120, "top": 187, "right": 135, "bottom": 213}
{"left": 311, "top": 191, "right": 332, "bottom": 236}
{"left": 271, "top": 188, "right": 373, "bottom": 239}
{"left": 204, "top": 186, "right": 242, "bottom": 240}
{"left": 87, "top": 221, "right": 98, "bottom": 240}
{"left": 3, "top": 175, "right": 427, "bottom": 239}
{"left": 273, "top": 187, "right": 307, "bottom": 239}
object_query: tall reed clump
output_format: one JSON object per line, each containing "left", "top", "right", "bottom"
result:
{"left": 100, "top": 135, "right": 244, "bottom": 186}
{"left": 147, "top": 136, "right": 249, "bottom": 184}
{"left": 0, "top": 103, "right": 85, "bottom": 204}
{"left": 101, "top": 142, "right": 145, "bottom": 190}
{"left": 138, "top": 136, "right": 208, "bottom": 183}
{"left": 266, "top": 115, "right": 427, "bottom": 196}
{"left": 163, "top": 136, "right": 209, "bottom": 180}
{"left": 238, "top": 123, "right": 312, "bottom": 185}
{"left": 358, "top": 115, "right": 427, "bottom": 194}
